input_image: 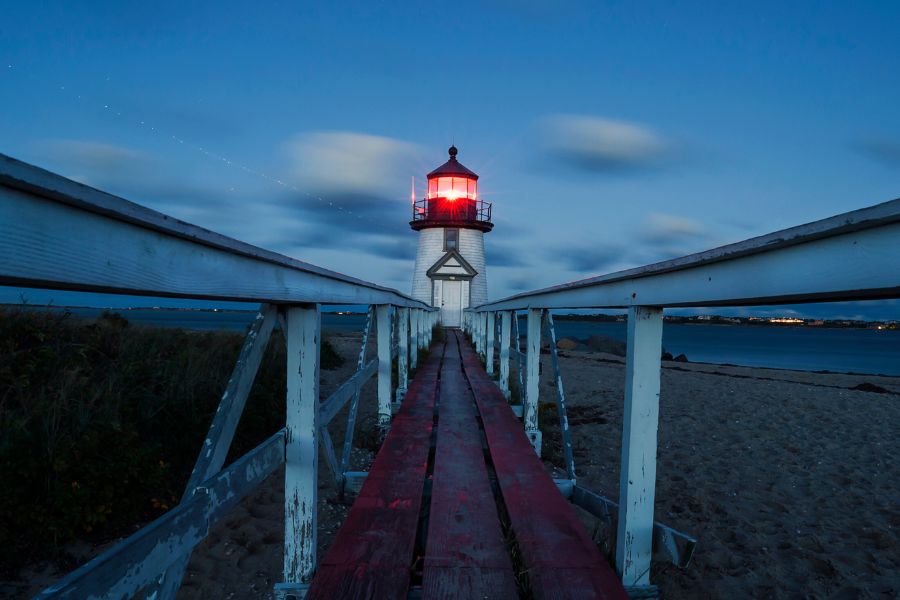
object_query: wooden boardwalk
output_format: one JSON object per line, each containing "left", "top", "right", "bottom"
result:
{"left": 308, "top": 331, "right": 628, "bottom": 600}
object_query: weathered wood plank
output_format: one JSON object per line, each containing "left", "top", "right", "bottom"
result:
{"left": 524, "top": 308, "right": 542, "bottom": 454}
{"left": 306, "top": 346, "right": 443, "bottom": 599}
{"left": 319, "top": 358, "right": 377, "bottom": 427}
{"left": 458, "top": 338, "right": 629, "bottom": 600}
{"left": 283, "top": 305, "right": 320, "bottom": 585}
{"left": 156, "top": 304, "right": 278, "bottom": 597}
{"left": 0, "top": 154, "right": 432, "bottom": 307}
{"left": 499, "top": 310, "right": 511, "bottom": 398}
{"left": 543, "top": 311, "right": 576, "bottom": 481}
{"left": 38, "top": 431, "right": 285, "bottom": 599}
{"left": 376, "top": 304, "right": 392, "bottom": 429}
{"left": 423, "top": 334, "right": 517, "bottom": 598}
{"left": 397, "top": 307, "right": 409, "bottom": 398}
{"left": 339, "top": 306, "right": 374, "bottom": 477}
{"left": 474, "top": 199, "right": 900, "bottom": 310}
{"left": 616, "top": 306, "right": 663, "bottom": 587}
{"left": 485, "top": 311, "right": 496, "bottom": 374}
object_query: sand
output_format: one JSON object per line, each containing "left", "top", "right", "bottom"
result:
{"left": 543, "top": 349, "right": 900, "bottom": 599}
{"left": 10, "top": 334, "right": 899, "bottom": 599}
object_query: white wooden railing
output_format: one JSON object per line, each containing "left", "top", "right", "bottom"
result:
{"left": 464, "top": 196, "right": 900, "bottom": 590}
{"left": 0, "top": 154, "right": 438, "bottom": 600}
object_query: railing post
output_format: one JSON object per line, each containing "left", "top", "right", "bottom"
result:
{"left": 482, "top": 312, "right": 489, "bottom": 360}
{"left": 397, "top": 307, "right": 409, "bottom": 401}
{"left": 376, "top": 304, "right": 392, "bottom": 430}
{"left": 512, "top": 312, "right": 524, "bottom": 401}
{"left": 543, "top": 310, "right": 576, "bottom": 482}
{"left": 524, "top": 308, "right": 542, "bottom": 455}
{"left": 410, "top": 309, "right": 419, "bottom": 369}
{"left": 478, "top": 312, "right": 486, "bottom": 358}
{"left": 499, "top": 311, "right": 511, "bottom": 399}
{"left": 339, "top": 306, "right": 374, "bottom": 484}
{"left": 616, "top": 306, "right": 664, "bottom": 588}
{"left": 281, "top": 304, "right": 320, "bottom": 594}
{"left": 486, "top": 311, "right": 496, "bottom": 375}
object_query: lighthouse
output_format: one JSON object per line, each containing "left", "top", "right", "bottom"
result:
{"left": 410, "top": 146, "right": 493, "bottom": 327}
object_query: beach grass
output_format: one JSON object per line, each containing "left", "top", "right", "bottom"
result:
{"left": 0, "top": 307, "right": 342, "bottom": 574}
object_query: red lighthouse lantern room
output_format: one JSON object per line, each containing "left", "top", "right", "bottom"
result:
{"left": 411, "top": 146, "right": 493, "bottom": 232}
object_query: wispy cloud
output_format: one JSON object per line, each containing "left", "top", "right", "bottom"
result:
{"left": 549, "top": 242, "right": 624, "bottom": 273}
{"left": 640, "top": 212, "right": 707, "bottom": 246}
{"left": 488, "top": 242, "right": 532, "bottom": 268}
{"left": 35, "top": 138, "right": 226, "bottom": 209}
{"left": 539, "top": 114, "right": 672, "bottom": 173}
{"left": 284, "top": 130, "right": 421, "bottom": 194}
{"left": 855, "top": 138, "right": 900, "bottom": 168}
{"left": 277, "top": 131, "right": 425, "bottom": 259}
{"left": 39, "top": 139, "right": 151, "bottom": 181}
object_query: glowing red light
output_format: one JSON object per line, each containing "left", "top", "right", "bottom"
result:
{"left": 428, "top": 176, "right": 476, "bottom": 201}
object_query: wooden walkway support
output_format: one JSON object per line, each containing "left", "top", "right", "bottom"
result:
{"left": 307, "top": 332, "right": 628, "bottom": 599}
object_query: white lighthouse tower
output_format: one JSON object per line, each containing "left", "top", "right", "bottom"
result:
{"left": 410, "top": 146, "right": 493, "bottom": 327}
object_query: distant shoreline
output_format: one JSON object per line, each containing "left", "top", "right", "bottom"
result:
{"left": 4, "top": 304, "right": 896, "bottom": 329}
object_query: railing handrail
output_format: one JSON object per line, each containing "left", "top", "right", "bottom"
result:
{"left": 0, "top": 153, "right": 433, "bottom": 309}
{"left": 473, "top": 197, "right": 900, "bottom": 311}
{"left": 411, "top": 196, "right": 493, "bottom": 222}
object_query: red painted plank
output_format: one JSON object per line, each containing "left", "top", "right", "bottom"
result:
{"left": 306, "top": 347, "right": 443, "bottom": 599}
{"left": 423, "top": 335, "right": 517, "bottom": 599}
{"left": 457, "top": 335, "right": 629, "bottom": 600}
{"left": 423, "top": 567, "right": 518, "bottom": 599}
{"left": 308, "top": 565, "right": 410, "bottom": 600}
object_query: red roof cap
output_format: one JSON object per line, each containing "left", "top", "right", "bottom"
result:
{"left": 427, "top": 146, "right": 479, "bottom": 180}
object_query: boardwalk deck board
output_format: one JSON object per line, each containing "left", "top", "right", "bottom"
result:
{"left": 307, "top": 333, "right": 626, "bottom": 600}
{"left": 423, "top": 334, "right": 517, "bottom": 599}
{"left": 305, "top": 350, "right": 442, "bottom": 599}
{"left": 458, "top": 336, "right": 629, "bottom": 600}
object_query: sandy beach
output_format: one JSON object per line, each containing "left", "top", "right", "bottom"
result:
{"left": 11, "top": 333, "right": 899, "bottom": 599}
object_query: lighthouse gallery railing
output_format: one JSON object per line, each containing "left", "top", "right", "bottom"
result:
{"left": 465, "top": 196, "right": 900, "bottom": 589}
{"left": 0, "top": 153, "right": 439, "bottom": 600}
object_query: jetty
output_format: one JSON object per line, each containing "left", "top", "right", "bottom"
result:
{"left": 1, "top": 152, "right": 898, "bottom": 599}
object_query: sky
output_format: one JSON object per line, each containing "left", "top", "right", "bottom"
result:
{"left": 1, "top": 1, "right": 898, "bottom": 319}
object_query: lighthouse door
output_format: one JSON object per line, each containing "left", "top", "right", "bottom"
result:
{"left": 440, "top": 280, "right": 463, "bottom": 327}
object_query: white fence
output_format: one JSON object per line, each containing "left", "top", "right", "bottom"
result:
{"left": 0, "top": 154, "right": 438, "bottom": 599}
{"left": 465, "top": 197, "right": 900, "bottom": 588}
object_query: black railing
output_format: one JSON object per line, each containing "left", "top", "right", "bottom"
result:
{"left": 411, "top": 197, "right": 492, "bottom": 224}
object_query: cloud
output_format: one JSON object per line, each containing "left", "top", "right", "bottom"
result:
{"left": 506, "top": 275, "right": 543, "bottom": 292}
{"left": 855, "top": 138, "right": 900, "bottom": 168}
{"left": 640, "top": 212, "right": 707, "bottom": 246}
{"left": 36, "top": 139, "right": 225, "bottom": 209}
{"left": 547, "top": 213, "right": 709, "bottom": 276}
{"left": 273, "top": 131, "right": 428, "bottom": 259}
{"left": 540, "top": 114, "right": 671, "bottom": 173}
{"left": 487, "top": 243, "right": 531, "bottom": 268}
{"left": 549, "top": 242, "right": 623, "bottom": 273}
{"left": 40, "top": 139, "right": 151, "bottom": 180}
{"left": 284, "top": 131, "right": 421, "bottom": 194}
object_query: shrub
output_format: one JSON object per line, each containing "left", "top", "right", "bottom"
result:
{"left": 0, "top": 307, "right": 342, "bottom": 574}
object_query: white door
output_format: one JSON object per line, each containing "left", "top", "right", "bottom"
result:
{"left": 440, "top": 280, "right": 463, "bottom": 327}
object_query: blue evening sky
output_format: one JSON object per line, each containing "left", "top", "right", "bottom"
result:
{"left": 1, "top": 1, "right": 898, "bottom": 319}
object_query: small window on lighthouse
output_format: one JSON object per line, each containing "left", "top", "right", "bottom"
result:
{"left": 444, "top": 228, "right": 459, "bottom": 251}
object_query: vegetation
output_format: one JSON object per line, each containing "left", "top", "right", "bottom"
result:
{"left": 0, "top": 307, "right": 342, "bottom": 574}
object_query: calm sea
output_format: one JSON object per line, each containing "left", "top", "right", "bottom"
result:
{"left": 17, "top": 307, "right": 900, "bottom": 377}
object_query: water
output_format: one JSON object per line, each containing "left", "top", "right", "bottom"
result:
{"left": 545, "top": 319, "right": 900, "bottom": 376}
{"left": 7, "top": 307, "right": 899, "bottom": 376}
